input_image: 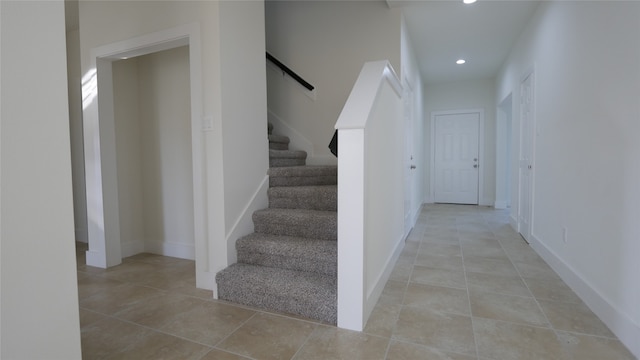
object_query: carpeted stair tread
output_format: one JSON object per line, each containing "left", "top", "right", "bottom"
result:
{"left": 216, "top": 263, "right": 337, "bottom": 324}
{"left": 237, "top": 233, "right": 336, "bottom": 276}
{"left": 268, "top": 185, "right": 337, "bottom": 211}
{"left": 269, "top": 166, "right": 337, "bottom": 187}
{"left": 216, "top": 124, "right": 338, "bottom": 324}
{"left": 253, "top": 208, "right": 337, "bottom": 240}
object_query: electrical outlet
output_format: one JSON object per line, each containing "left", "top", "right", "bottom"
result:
{"left": 562, "top": 227, "right": 568, "bottom": 244}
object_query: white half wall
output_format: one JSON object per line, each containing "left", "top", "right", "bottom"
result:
{"left": 336, "top": 61, "right": 404, "bottom": 331}
{"left": 497, "top": 2, "right": 640, "bottom": 357}
{"left": 1, "top": 1, "right": 82, "bottom": 358}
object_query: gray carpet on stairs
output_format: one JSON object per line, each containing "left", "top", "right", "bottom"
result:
{"left": 268, "top": 166, "right": 337, "bottom": 187}
{"left": 216, "top": 126, "right": 338, "bottom": 324}
{"left": 253, "top": 208, "right": 337, "bottom": 240}
{"left": 236, "top": 233, "right": 336, "bottom": 276}
{"left": 268, "top": 185, "right": 337, "bottom": 211}
{"left": 269, "top": 149, "right": 307, "bottom": 166}
{"left": 216, "top": 263, "right": 337, "bottom": 324}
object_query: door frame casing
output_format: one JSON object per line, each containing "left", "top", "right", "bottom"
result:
{"left": 517, "top": 67, "right": 536, "bottom": 241}
{"left": 402, "top": 76, "right": 414, "bottom": 236}
{"left": 430, "top": 109, "right": 485, "bottom": 205}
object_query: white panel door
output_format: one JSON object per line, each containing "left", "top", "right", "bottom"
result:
{"left": 518, "top": 72, "right": 535, "bottom": 242}
{"left": 434, "top": 113, "right": 480, "bottom": 204}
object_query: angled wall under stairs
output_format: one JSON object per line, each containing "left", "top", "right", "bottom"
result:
{"left": 216, "top": 123, "right": 338, "bottom": 324}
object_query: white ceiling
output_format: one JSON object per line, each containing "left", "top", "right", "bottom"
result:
{"left": 391, "top": 0, "right": 541, "bottom": 84}
{"left": 65, "top": 0, "right": 539, "bottom": 85}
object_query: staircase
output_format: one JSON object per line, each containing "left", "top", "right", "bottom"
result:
{"left": 215, "top": 123, "right": 338, "bottom": 324}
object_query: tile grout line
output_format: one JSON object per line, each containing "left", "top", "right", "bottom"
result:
{"left": 496, "top": 230, "right": 557, "bottom": 333}
{"left": 457, "top": 212, "right": 483, "bottom": 360}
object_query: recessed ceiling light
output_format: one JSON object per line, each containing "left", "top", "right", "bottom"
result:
{"left": 463, "top": 0, "right": 477, "bottom": 4}
{"left": 456, "top": 59, "right": 466, "bottom": 65}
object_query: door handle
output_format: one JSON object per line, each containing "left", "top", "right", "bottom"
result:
{"left": 473, "top": 164, "right": 478, "bottom": 168}
{"left": 410, "top": 165, "right": 416, "bottom": 169}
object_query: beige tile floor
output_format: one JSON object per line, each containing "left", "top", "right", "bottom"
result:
{"left": 76, "top": 204, "right": 636, "bottom": 360}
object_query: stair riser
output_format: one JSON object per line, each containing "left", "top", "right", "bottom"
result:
{"left": 215, "top": 126, "right": 339, "bottom": 324}
{"left": 216, "top": 263, "right": 337, "bottom": 324}
{"left": 237, "top": 251, "right": 336, "bottom": 276}
{"left": 216, "top": 285, "right": 336, "bottom": 325}
{"left": 269, "top": 143, "right": 289, "bottom": 150}
{"left": 270, "top": 158, "right": 306, "bottom": 167}
{"left": 270, "top": 176, "right": 337, "bottom": 187}
{"left": 253, "top": 213, "right": 337, "bottom": 240}
{"left": 268, "top": 189, "right": 337, "bottom": 211}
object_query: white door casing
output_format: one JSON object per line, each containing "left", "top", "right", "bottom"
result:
{"left": 403, "top": 78, "right": 415, "bottom": 235}
{"left": 432, "top": 110, "right": 483, "bottom": 205}
{"left": 518, "top": 70, "right": 535, "bottom": 242}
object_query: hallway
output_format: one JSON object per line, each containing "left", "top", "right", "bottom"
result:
{"left": 76, "top": 205, "right": 634, "bottom": 359}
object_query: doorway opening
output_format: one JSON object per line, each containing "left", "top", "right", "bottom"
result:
{"left": 82, "top": 24, "right": 209, "bottom": 289}
{"left": 112, "top": 46, "right": 193, "bottom": 259}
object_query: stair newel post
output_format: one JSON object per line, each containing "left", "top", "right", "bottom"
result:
{"left": 336, "top": 128, "right": 366, "bottom": 331}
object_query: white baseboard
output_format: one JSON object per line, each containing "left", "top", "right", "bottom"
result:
{"left": 364, "top": 235, "right": 405, "bottom": 323}
{"left": 509, "top": 214, "right": 518, "bottom": 232}
{"left": 480, "top": 197, "right": 494, "bottom": 207}
{"left": 145, "top": 240, "right": 195, "bottom": 260}
{"left": 410, "top": 203, "right": 423, "bottom": 230}
{"left": 529, "top": 234, "right": 640, "bottom": 359}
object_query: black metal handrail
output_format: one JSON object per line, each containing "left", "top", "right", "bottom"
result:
{"left": 266, "top": 52, "right": 315, "bottom": 91}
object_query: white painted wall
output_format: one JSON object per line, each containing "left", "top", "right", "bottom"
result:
{"left": 79, "top": 1, "right": 268, "bottom": 291}
{"left": 265, "top": 1, "right": 401, "bottom": 163}
{"left": 113, "top": 58, "right": 144, "bottom": 256}
{"left": 497, "top": 2, "right": 640, "bottom": 357}
{"left": 0, "top": 1, "right": 81, "bottom": 358}
{"left": 218, "top": 0, "right": 269, "bottom": 266}
{"left": 424, "top": 78, "right": 496, "bottom": 205}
